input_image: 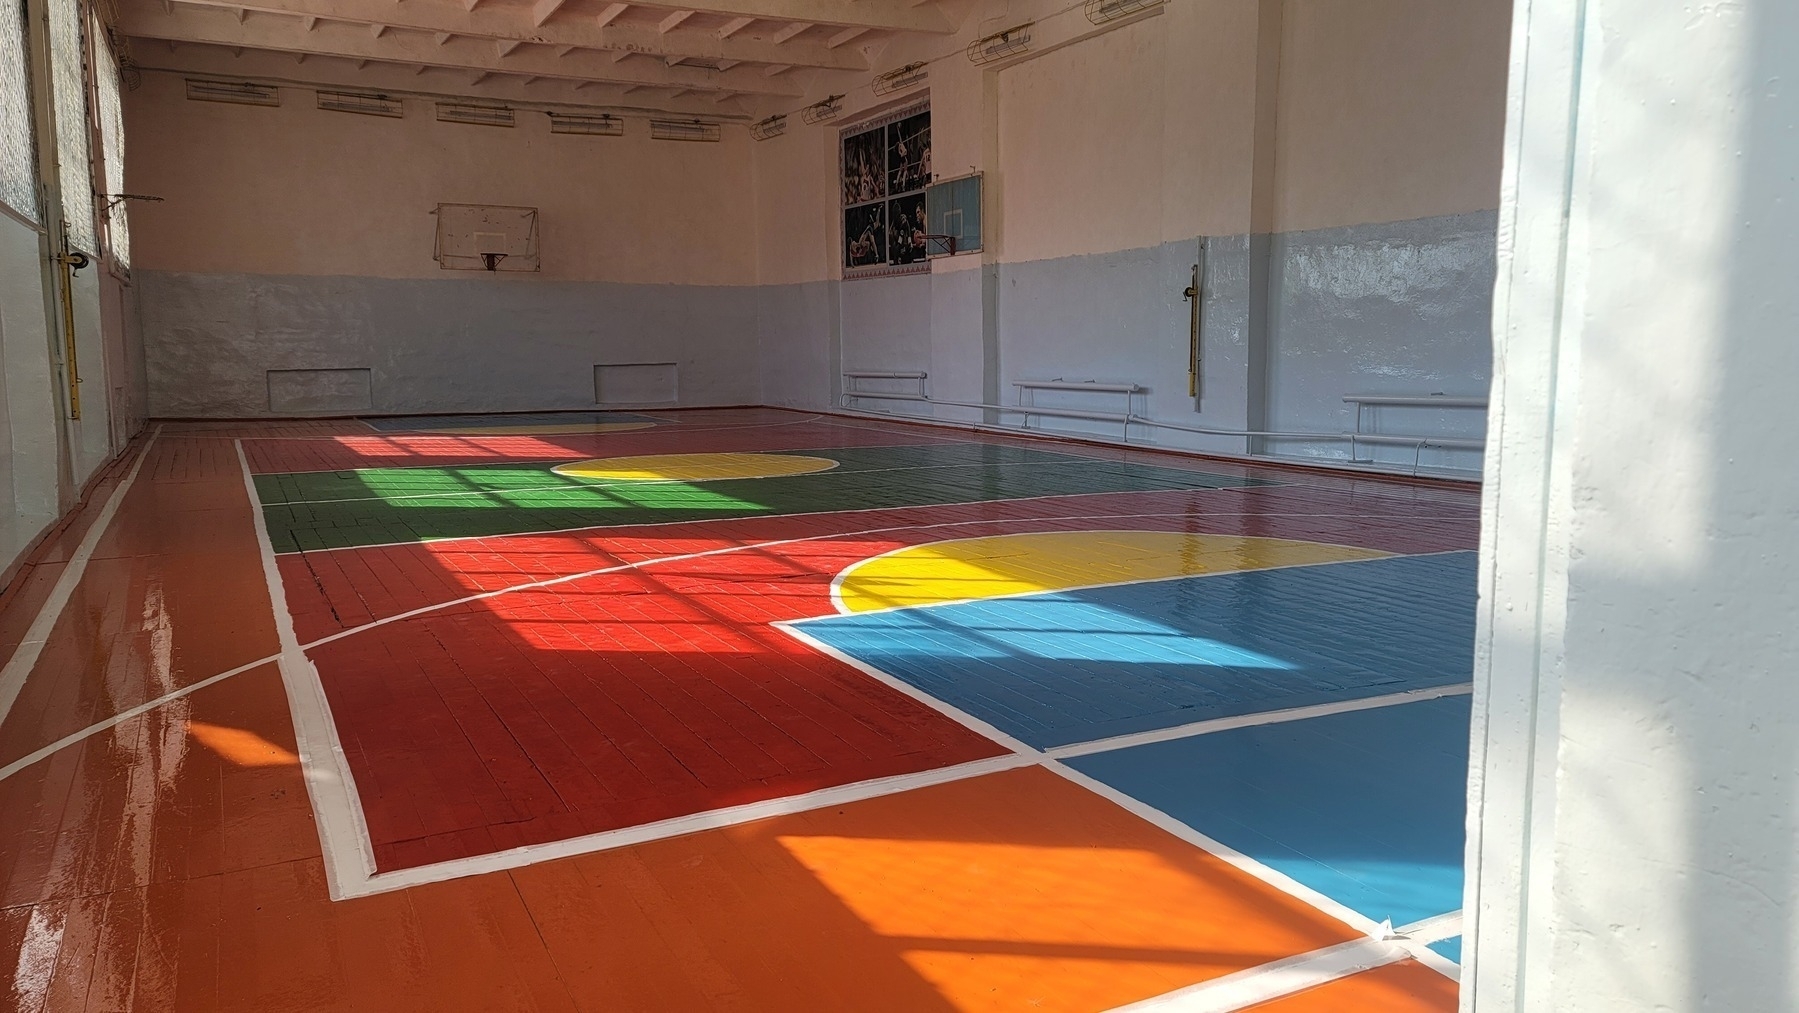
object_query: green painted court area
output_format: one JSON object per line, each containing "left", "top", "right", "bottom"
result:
{"left": 255, "top": 443, "right": 1270, "bottom": 552}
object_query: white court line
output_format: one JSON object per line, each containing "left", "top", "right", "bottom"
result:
{"left": 1111, "top": 911, "right": 1462, "bottom": 1012}
{"left": 266, "top": 455, "right": 1093, "bottom": 509}
{"left": 0, "top": 427, "right": 160, "bottom": 729}
{"left": 1049, "top": 684, "right": 1475, "bottom": 760}
{"left": 296, "top": 508, "right": 1329, "bottom": 652}
{"left": 0, "top": 513, "right": 1470, "bottom": 784}
{"left": 236, "top": 440, "right": 379, "bottom": 900}
{"left": 0, "top": 653, "right": 280, "bottom": 783}
{"left": 776, "top": 624, "right": 1395, "bottom": 941}
{"left": 353, "top": 754, "right": 1032, "bottom": 897}
{"left": 273, "top": 468, "right": 1471, "bottom": 558}
{"left": 222, "top": 414, "right": 830, "bottom": 454}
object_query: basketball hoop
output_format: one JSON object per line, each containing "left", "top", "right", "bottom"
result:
{"left": 924, "top": 234, "right": 958, "bottom": 257}
{"left": 481, "top": 252, "right": 507, "bottom": 271}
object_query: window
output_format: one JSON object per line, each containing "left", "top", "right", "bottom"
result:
{"left": 840, "top": 101, "right": 930, "bottom": 278}
{"left": 92, "top": 18, "right": 126, "bottom": 267}
{"left": 48, "top": 0, "right": 95, "bottom": 251}
{"left": 0, "top": 0, "right": 37, "bottom": 223}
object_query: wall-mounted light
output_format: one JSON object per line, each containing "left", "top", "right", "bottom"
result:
{"left": 750, "top": 114, "right": 787, "bottom": 141}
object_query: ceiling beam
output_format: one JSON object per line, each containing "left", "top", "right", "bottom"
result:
{"left": 770, "top": 20, "right": 807, "bottom": 42}
{"left": 136, "top": 44, "right": 744, "bottom": 116}
{"left": 121, "top": 6, "right": 806, "bottom": 94}
{"left": 530, "top": 0, "right": 569, "bottom": 27}
{"left": 656, "top": 9, "right": 692, "bottom": 33}
{"left": 716, "top": 15, "right": 752, "bottom": 37}
{"left": 825, "top": 25, "right": 863, "bottom": 47}
{"left": 164, "top": 0, "right": 870, "bottom": 70}
{"left": 614, "top": 0, "right": 946, "bottom": 33}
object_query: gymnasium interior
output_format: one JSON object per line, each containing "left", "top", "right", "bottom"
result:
{"left": 0, "top": 0, "right": 1794, "bottom": 1009}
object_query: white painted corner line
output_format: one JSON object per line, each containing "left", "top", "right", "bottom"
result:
{"left": 0, "top": 425, "right": 161, "bottom": 729}
{"left": 348, "top": 753, "right": 1032, "bottom": 898}
{"left": 1108, "top": 913, "right": 1462, "bottom": 1011}
{"left": 1108, "top": 935, "right": 1408, "bottom": 1012}
{"left": 0, "top": 652, "right": 281, "bottom": 783}
{"left": 236, "top": 439, "right": 379, "bottom": 901}
{"left": 776, "top": 624, "right": 1391, "bottom": 941}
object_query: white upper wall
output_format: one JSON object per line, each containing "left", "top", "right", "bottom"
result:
{"left": 126, "top": 71, "right": 759, "bottom": 286}
{"left": 754, "top": 0, "right": 1512, "bottom": 279}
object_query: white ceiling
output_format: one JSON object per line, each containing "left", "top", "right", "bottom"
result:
{"left": 118, "top": 0, "right": 961, "bottom": 118}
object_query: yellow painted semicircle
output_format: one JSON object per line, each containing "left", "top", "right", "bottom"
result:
{"left": 553, "top": 452, "right": 839, "bottom": 482}
{"left": 833, "top": 530, "right": 1391, "bottom": 613}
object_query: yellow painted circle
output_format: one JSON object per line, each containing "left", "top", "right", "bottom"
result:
{"left": 552, "top": 452, "right": 839, "bottom": 482}
{"left": 833, "top": 530, "right": 1391, "bottom": 613}
{"left": 419, "top": 422, "right": 658, "bottom": 435}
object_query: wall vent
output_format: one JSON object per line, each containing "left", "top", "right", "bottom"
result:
{"left": 318, "top": 90, "right": 403, "bottom": 117}
{"left": 967, "top": 23, "right": 1033, "bottom": 65}
{"left": 750, "top": 114, "right": 786, "bottom": 141}
{"left": 437, "top": 102, "right": 515, "bottom": 127}
{"left": 872, "top": 62, "right": 927, "bottom": 96}
{"left": 185, "top": 78, "right": 279, "bottom": 106}
{"left": 1084, "top": 0, "right": 1163, "bottom": 23}
{"left": 547, "top": 111, "right": 624, "bottom": 135}
{"left": 648, "top": 118, "right": 720, "bottom": 142}
{"left": 800, "top": 94, "right": 843, "bottom": 124}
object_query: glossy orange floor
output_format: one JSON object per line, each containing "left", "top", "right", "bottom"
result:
{"left": 0, "top": 411, "right": 1473, "bottom": 1011}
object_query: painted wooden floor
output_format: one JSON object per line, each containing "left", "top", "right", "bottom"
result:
{"left": 0, "top": 408, "right": 1479, "bottom": 1011}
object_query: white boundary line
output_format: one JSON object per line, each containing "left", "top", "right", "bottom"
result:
{"left": 0, "top": 514, "right": 1470, "bottom": 782}
{"left": 236, "top": 440, "right": 379, "bottom": 900}
{"left": 256, "top": 452, "right": 1236, "bottom": 511}
{"left": 222, "top": 413, "right": 844, "bottom": 457}
{"left": 295, "top": 509, "right": 1342, "bottom": 652}
{"left": 354, "top": 754, "right": 1033, "bottom": 897}
{"left": 259, "top": 444, "right": 1305, "bottom": 554}
{"left": 779, "top": 623, "right": 1397, "bottom": 939}
{"left": 0, "top": 426, "right": 161, "bottom": 729}
{"left": 1050, "top": 684, "right": 1476, "bottom": 760}
{"left": 0, "top": 653, "right": 280, "bottom": 782}
{"left": 1112, "top": 911, "right": 1463, "bottom": 1012}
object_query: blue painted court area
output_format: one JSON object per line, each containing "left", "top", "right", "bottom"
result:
{"left": 798, "top": 551, "right": 1477, "bottom": 748}
{"left": 1069, "top": 695, "right": 1471, "bottom": 930}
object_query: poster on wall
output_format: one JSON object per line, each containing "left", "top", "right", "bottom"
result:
{"left": 842, "top": 130, "right": 887, "bottom": 206}
{"left": 842, "top": 101, "right": 930, "bottom": 277}
{"left": 887, "top": 192, "right": 928, "bottom": 266}
{"left": 886, "top": 111, "right": 931, "bottom": 193}
{"left": 845, "top": 203, "right": 887, "bottom": 268}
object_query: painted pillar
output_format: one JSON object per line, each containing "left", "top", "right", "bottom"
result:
{"left": 1467, "top": 1, "right": 1799, "bottom": 1010}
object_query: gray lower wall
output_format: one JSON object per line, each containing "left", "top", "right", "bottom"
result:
{"left": 1263, "top": 211, "right": 1497, "bottom": 469}
{"left": 756, "top": 209, "right": 1495, "bottom": 473}
{"left": 143, "top": 211, "right": 1495, "bottom": 475}
{"left": 140, "top": 271, "right": 763, "bottom": 417}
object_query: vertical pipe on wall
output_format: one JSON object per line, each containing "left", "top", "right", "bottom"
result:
{"left": 1243, "top": 0, "right": 1283, "bottom": 454}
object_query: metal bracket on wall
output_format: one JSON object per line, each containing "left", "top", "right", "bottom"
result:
{"left": 1183, "top": 238, "right": 1207, "bottom": 401}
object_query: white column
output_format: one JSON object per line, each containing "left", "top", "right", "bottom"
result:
{"left": 1469, "top": 1, "right": 1799, "bottom": 1010}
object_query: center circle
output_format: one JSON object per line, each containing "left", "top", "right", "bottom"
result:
{"left": 551, "top": 452, "right": 840, "bottom": 482}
